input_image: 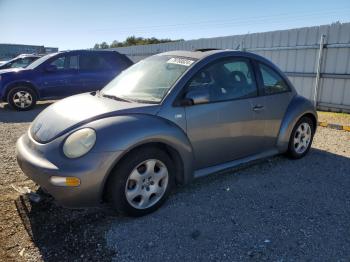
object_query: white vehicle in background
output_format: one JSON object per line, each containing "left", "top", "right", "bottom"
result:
{"left": 0, "top": 54, "right": 42, "bottom": 70}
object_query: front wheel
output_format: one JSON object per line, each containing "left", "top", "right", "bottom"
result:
{"left": 287, "top": 116, "right": 315, "bottom": 159}
{"left": 107, "top": 147, "right": 175, "bottom": 216}
{"left": 7, "top": 86, "right": 37, "bottom": 111}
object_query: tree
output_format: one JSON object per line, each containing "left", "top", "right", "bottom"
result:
{"left": 110, "top": 40, "right": 120, "bottom": 48}
{"left": 100, "top": 42, "right": 109, "bottom": 49}
{"left": 92, "top": 36, "right": 183, "bottom": 49}
{"left": 125, "top": 36, "right": 138, "bottom": 46}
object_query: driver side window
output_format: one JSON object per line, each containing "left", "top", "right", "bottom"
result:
{"left": 49, "top": 55, "right": 79, "bottom": 70}
{"left": 188, "top": 58, "right": 258, "bottom": 103}
{"left": 50, "top": 56, "right": 66, "bottom": 70}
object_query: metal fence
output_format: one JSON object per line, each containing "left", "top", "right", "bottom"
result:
{"left": 111, "top": 22, "right": 350, "bottom": 112}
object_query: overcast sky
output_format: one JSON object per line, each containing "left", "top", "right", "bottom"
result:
{"left": 0, "top": 0, "right": 349, "bottom": 50}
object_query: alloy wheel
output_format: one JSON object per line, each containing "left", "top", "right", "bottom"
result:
{"left": 293, "top": 122, "right": 312, "bottom": 154}
{"left": 12, "top": 91, "right": 33, "bottom": 109}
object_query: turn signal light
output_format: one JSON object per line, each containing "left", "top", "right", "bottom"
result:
{"left": 50, "top": 176, "right": 80, "bottom": 187}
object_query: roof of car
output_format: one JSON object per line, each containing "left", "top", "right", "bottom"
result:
{"left": 157, "top": 49, "right": 280, "bottom": 70}
{"left": 57, "top": 49, "right": 124, "bottom": 55}
{"left": 16, "top": 54, "right": 42, "bottom": 58}
{"left": 157, "top": 49, "right": 242, "bottom": 60}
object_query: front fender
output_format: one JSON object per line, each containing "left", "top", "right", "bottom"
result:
{"left": 3, "top": 80, "right": 39, "bottom": 100}
{"left": 276, "top": 95, "right": 317, "bottom": 152}
{"left": 87, "top": 114, "right": 195, "bottom": 184}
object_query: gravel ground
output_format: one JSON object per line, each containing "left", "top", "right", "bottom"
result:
{"left": 318, "top": 111, "right": 350, "bottom": 126}
{"left": 0, "top": 103, "right": 349, "bottom": 261}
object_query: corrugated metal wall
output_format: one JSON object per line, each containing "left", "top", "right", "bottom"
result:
{"left": 111, "top": 22, "right": 350, "bottom": 112}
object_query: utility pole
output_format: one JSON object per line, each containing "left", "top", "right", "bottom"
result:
{"left": 313, "top": 34, "right": 326, "bottom": 108}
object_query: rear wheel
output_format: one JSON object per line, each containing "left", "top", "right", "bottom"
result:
{"left": 107, "top": 147, "right": 175, "bottom": 216}
{"left": 287, "top": 116, "right": 315, "bottom": 159}
{"left": 7, "top": 86, "right": 37, "bottom": 111}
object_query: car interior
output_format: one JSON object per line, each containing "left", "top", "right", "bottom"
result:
{"left": 188, "top": 61, "right": 258, "bottom": 102}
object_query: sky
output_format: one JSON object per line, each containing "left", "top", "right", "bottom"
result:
{"left": 0, "top": 0, "right": 349, "bottom": 50}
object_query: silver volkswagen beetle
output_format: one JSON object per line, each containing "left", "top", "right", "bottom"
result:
{"left": 16, "top": 50, "right": 317, "bottom": 216}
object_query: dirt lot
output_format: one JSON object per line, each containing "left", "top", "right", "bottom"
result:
{"left": 0, "top": 102, "right": 349, "bottom": 261}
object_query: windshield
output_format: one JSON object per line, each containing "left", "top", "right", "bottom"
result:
{"left": 101, "top": 55, "right": 195, "bottom": 103}
{"left": 26, "top": 53, "right": 58, "bottom": 69}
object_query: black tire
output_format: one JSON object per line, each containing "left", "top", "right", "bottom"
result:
{"left": 107, "top": 147, "right": 175, "bottom": 216}
{"left": 7, "top": 86, "right": 37, "bottom": 111}
{"left": 287, "top": 116, "right": 315, "bottom": 159}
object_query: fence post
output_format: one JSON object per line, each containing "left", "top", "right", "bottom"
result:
{"left": 313, "top": 34, "right": 326, "bottom": 108}
{"left": 240, "top": 37, "right": 245, "bottom": 51}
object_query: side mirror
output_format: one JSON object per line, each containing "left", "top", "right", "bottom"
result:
{"left": 181, "top": 88, "right": 210, "bottom": 106}
{"left": 45, "top": 64, "right": 58, "bottom": 72}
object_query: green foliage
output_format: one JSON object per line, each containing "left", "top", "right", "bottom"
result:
{"left": 93, "top": 36, "right": 183, "bottom": 49}
{"left": 100, "top": 42, "right": 109, "bottom": 49}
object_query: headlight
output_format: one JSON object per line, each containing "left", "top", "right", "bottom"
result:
{"left": 63, "top": 128, "right": 96, "bottom": 158}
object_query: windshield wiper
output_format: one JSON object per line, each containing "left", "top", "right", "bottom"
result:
{"left": 101, "top": 93, "right": 131, "bottom": 103}
{"left": 128, "top": 98, "right": 159, "bottom": 104}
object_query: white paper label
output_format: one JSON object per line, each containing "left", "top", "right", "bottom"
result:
{"left": 167, "top": 57, "right": 194, "bottom": 66}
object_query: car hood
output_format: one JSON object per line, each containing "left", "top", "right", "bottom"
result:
{"left": 30, "top": 93, "right": 161, "bottom": 143}
{"left": 0, "top": 68, "right": 24, "bottom": 74}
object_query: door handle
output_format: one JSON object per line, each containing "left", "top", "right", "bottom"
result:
{"left": 252, "top": 105, "right": 265, "bottom": 112}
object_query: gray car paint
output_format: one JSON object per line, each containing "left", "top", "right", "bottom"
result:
{"left": 30, "top": 93, "right": 160, "bottom": 143}
{"left": 16, "top": 50, "right": 317, "bottom": 207}
{"left": 16, "top": 132, "right": 120, "bottom": 207}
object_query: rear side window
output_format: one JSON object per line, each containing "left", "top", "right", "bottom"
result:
{"left": 68, "top": 56, "right": 78, "bottom": 69}
{"left": 258, "top": 63, "right": 289, "bottom": 95}
{"left": 79, "top": 54, "right": 113, "bottom": 70}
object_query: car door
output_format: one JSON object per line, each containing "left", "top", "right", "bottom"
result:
{"left": 78, "top": 53, "right": 117, "bottom": 92}
{"left": 39, "top": 54, "right": 80, "bottom": 98}
{"left": 254, "top": 62, "right": 294, "bottom": 150}
{"left": 184, "top": 57, "right": 266, "bottom": 169}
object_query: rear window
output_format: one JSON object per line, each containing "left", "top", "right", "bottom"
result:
{"left": 79, "top": 54, "right": 113, "bottom": 70}
{"left": 112, "top": 54, "right": 133, "bottom": 68}
{"left": 95, "top": 53, "right": 133, "bottom": 69}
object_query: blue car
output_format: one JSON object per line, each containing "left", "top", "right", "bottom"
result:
{"left": 0, "top": 50, "right": 133, "bottom": 110}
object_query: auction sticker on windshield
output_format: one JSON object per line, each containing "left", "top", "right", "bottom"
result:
{"left": 167, "top": 57, "right": 194, "bottom": 66}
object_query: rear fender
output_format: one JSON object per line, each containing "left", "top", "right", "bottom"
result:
{"left": 276, "top": 95, "right": 317, "bottom": 152}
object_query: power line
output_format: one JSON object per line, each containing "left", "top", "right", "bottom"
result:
{"left": 89, "top": 7, "right": 350, "bottom": 33}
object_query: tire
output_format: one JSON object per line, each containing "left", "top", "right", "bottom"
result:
{"left": 107, "top": 147, "right": 175, "bottom": 216}
{"left": 287, "top": 116, "right": 315, "bottom": 159}
{"left": 7, "top": 86, "right": 37, "bottom": 111}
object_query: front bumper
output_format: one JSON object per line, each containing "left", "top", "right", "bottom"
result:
{"left": 16, "top": 132, "right": 122, "bottom": 208}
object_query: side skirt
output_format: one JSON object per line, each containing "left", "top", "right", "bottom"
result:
{"left": 193, "top": 149, "right": 279, "bottom": 179}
